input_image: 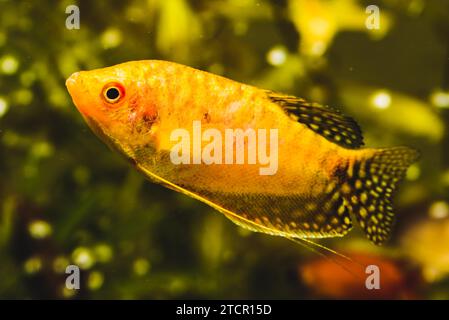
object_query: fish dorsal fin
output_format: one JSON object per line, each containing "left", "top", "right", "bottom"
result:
{"left": 267, "top": 91, "right": 364, "bottom": 149}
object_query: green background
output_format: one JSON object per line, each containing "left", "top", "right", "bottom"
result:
{"left": 1, "top": 0, "right": 449, "bottom": 299}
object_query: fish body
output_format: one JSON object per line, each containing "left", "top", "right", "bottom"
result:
{"left": 66, "top": 60, "right": 418, "bottom": 245}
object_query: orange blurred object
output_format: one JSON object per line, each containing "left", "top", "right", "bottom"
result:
{"left": 299, "top": 252, "right": 421, "bottom": 299}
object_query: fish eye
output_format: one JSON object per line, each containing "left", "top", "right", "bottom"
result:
{"left": 102, "top": 83, "right": 125, "bottom": 104}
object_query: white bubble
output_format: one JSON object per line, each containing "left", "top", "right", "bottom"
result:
{"left": 72, "top": 247, "right": 96, "bottom": 270}
{"left": 1, "top": 55, "right": 19, "bottom": 74}
{"left": 28, "top": 220, "right": 53, "bottom": 239}
{"left": 429, "top": 201, "right": 449, "bottom": 219}
{"left": 267, "top": 46, "right": 287, "bottom": 66}
{"left": 101, "top": 28, "right": 123, "bottom": 49}
{"left": 430, "top": 90, "right": 449, "bottom": 108}
{"left": 370, "top": 90, "right": 391, "bottom": 109}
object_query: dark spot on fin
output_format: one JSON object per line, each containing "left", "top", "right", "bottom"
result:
{"left": 341, "top": 147, "right": 419, "bottom": 245}
{"left": 266, "top": 91, "right": 364, "bottom": 149}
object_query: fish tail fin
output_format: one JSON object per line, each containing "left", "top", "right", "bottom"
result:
{"left": 342, "top": 146, "right": 419, "bottom": 245}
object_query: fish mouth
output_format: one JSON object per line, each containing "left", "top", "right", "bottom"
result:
{"left": 66, "top": 71, "right": 90, "bottom": 116}
{"left": 65, "top": 72, "right": 80, "bottom": 91}
{"left": 65, "top": 72, "right": 82, "bottom": 105}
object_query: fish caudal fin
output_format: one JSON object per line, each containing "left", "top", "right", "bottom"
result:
{"left": 343, "top": 147, "right": 419, "bottom": 245}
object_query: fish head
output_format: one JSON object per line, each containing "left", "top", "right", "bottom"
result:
{"left": 66, "top": 62, "right": 160, "bottom": 159}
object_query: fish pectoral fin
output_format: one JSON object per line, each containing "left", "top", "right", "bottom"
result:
{"left": 266, "top": 91, "right": 364, "bottom": 149}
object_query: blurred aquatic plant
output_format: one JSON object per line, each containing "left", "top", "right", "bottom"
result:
{"left": 155, "top": 0, "right": 202, "bottom": 61}
{"left": 401, "top": 209, "right": 449, "bottom": 283}
{"left": 339, "top": 83, "right": 445, "bottom": 142}
{"left": 288, "top": 0, "right": 392, "bottom": 56}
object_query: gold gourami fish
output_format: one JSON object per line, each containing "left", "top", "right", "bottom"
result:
{"left": 66, "top": 60, "right": 418, "bottom": 246}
